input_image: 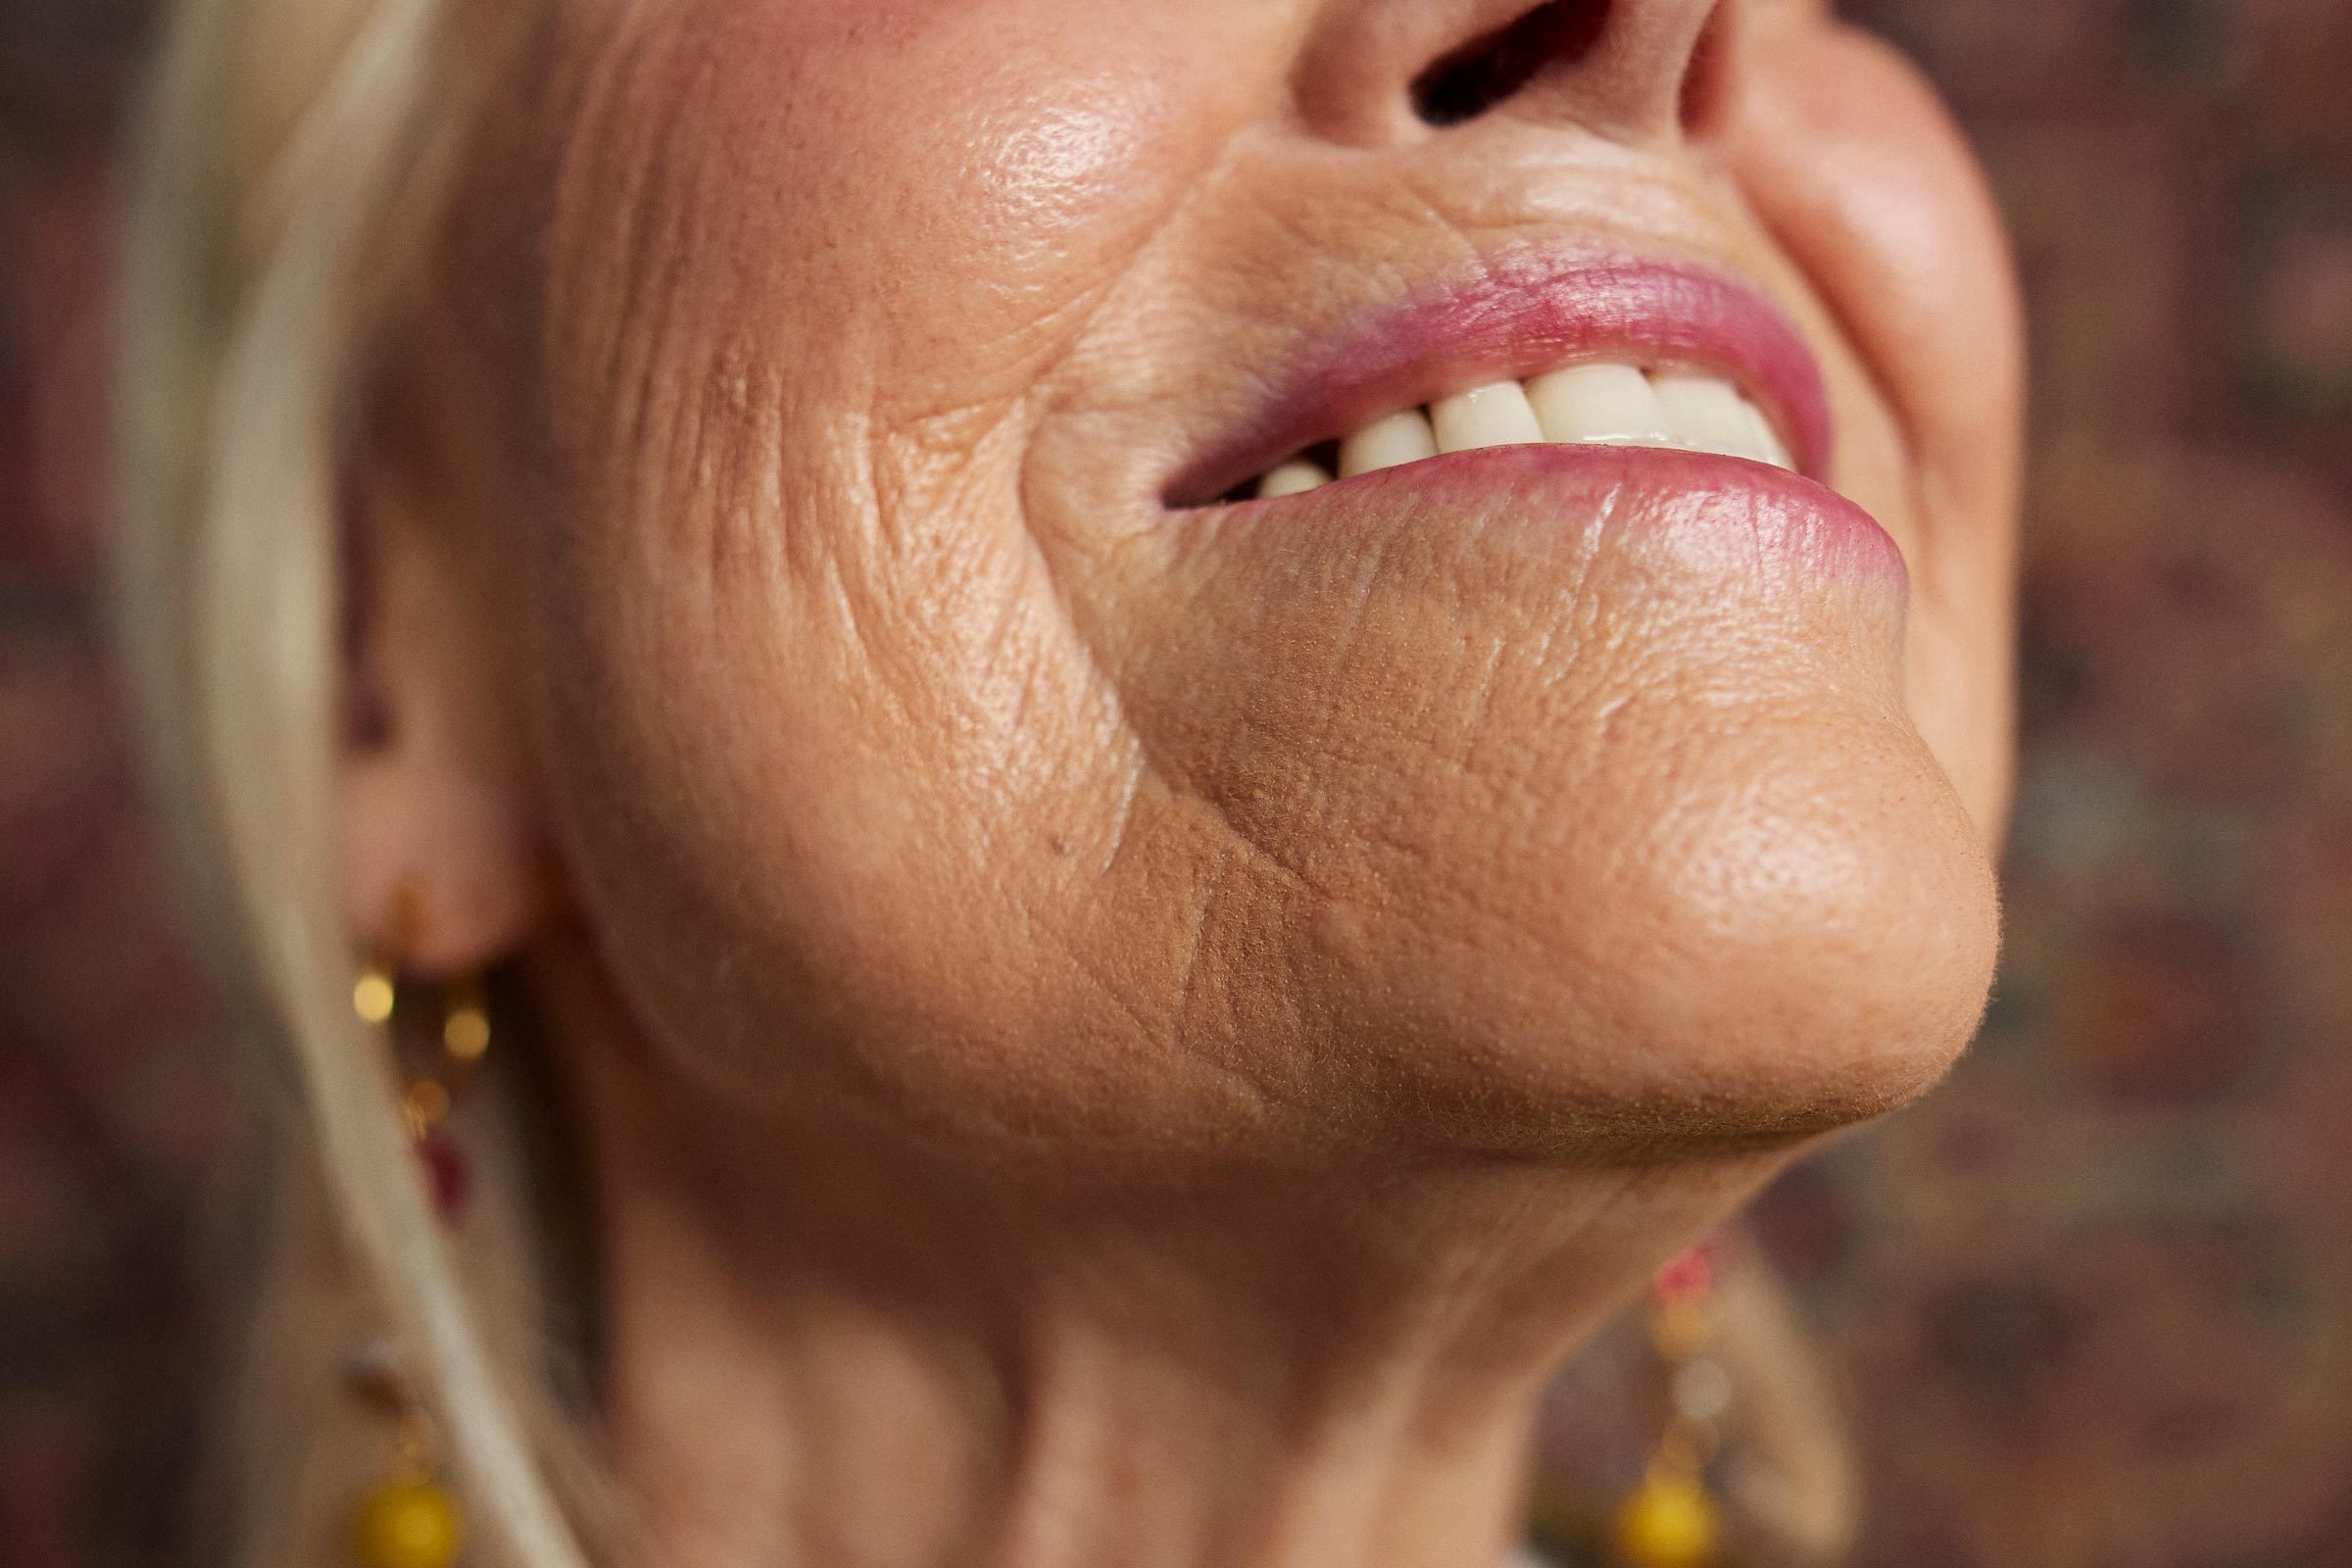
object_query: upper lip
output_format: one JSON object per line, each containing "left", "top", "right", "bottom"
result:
{"left": 1164, "top": 247, "right": 1836, "bottom": 507}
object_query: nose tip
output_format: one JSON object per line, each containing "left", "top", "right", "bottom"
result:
{"left": 1298, "top": 0, "right": 1731, "bottom": 149}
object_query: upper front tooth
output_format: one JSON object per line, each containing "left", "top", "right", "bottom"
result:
{"left": 1649, "top": 373, "right": 1768, "bottom": 461}
{"left": 1525, "top": 364, "right": 1674, "bottom": 446}
{"left": 1740, "top": 403, "right": 1794, "bottom": 470}
{"left": 1430, "top": 380, "right": 1544, "bottom": 455}
{"left": 1339, "top": 408, "right": 1439, "bottom": 477}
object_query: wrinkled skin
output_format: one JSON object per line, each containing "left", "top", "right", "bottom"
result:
{"left": 345, "top": 0, "right": 2021, "bottom": 1562}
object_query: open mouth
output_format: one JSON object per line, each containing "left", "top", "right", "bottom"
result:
{"left": 1245, "top": 360, "right": 1792, "bottom": 500}
{"left": 1164, "top": 254, "right": 1834, "bottom": 512}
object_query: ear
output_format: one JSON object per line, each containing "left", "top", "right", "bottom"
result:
{"left": 339, "top": 421, "right": 552, "bottom": 978}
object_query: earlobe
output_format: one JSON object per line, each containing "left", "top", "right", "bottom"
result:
{"left": 338, "top": 448, "right": 553, "bottom": 980}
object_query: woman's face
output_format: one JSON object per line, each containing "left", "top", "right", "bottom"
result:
{"left": 423, "top": 0, "right": 2021, "bottom": 1177}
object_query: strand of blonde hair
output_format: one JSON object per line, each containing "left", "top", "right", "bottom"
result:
{"left": 113, "top": 1, "right": 592, "bottom": 1563}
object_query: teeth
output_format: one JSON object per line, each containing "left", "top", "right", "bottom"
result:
{"left": 1256, "top": 458, "right": 1335, "bottom": 498}
{"left": 1741, "top": 402, "right": 1794, "bottom": 470}
{"left": 1649, "top": 372, "right": 1769, "bottom": 462}
{"left": 1338, "top": 409, "right": 1439, "bottom": 477}
{"left": 1245, "top": 364, "right": 1793, "bottom": 500}
{"left": 1430, "top": 380, "right": 1544, "bottom": 455}
{"left": 1525, "top": 364, "right": 1673, "bottom": 446}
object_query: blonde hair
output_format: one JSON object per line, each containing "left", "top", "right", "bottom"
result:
{"left": 110, "top": 3, "right": 1861, "bottom": 1564}
{"left": 113, "top": 1, "right": 599, "bottom": 1563}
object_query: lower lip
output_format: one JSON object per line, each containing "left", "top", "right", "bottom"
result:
{"left": 1223, "top": 442, "right": 1908, "bottom": 593}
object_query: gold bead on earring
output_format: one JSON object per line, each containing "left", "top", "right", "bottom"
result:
{"left": 351, "top": 1475, "right": 465, "bottom": 1568}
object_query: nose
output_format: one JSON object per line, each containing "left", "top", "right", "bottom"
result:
{"left": 1294, "top": 0, "right": 1732, "bottom": 149}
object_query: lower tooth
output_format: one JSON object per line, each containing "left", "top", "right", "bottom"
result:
{"left": 1257, "top": 458, "right": 1334, "bottom": 498}
{"left": 1430, "top": 381, "right": 1544, "bottom": 454}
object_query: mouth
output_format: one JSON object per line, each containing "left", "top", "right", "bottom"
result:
{"left": 1167, "top": 253, "right": 1836, "bottom": 510}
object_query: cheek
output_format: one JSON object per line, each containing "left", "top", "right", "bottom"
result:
{"left": 551, "top": 0, "right": 1240, "bottom": 410}
{"left": 532, "top": 0, "right": 1255, "bottom": 774}
{"left": 519, "top": 0, "right": 1270, "bottom": 1138}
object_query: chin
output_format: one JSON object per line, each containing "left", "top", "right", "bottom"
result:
{"left": 1277, "top": 725, "right": 2002, "bottom": 1168}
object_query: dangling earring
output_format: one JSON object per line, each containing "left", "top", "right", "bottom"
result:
{"left": 1610, "top": 1235, "right": 1730, "bottom": 1568}
{"left": 343, "top": 893, "right": 486, "bottom": 1568}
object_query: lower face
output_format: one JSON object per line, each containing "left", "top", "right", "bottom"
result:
{"left": 476, "top": 0, "right": 2020, "bottom": 1179}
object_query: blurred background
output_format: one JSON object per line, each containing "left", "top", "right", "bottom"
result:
{"left": 3, "top": 1, "right": 2348, "bottom": 1564}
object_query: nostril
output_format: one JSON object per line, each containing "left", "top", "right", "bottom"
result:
{"left": 1410, "top": 1, "right": 1612, "bottom": 129}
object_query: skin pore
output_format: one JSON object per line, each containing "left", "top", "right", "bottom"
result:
{"left": 343, "top": 1, "right": 2022, "bottom": 1564}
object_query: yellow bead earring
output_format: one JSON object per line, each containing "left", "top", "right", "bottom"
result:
{"left": 347, "top": 1395, "right": 465, "bottom": 1568}
{"left": 344, "top": 890, "right": 487, "bottom": 1568}
{"left": 1609, "top": 1238, "right": 1730, "bottom": 1568}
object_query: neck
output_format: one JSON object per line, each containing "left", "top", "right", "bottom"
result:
{"left": 542, "top": 972, "right": 1788, "bottom": 1568}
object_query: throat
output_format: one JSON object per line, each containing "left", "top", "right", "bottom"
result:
{"left": 603, "top": 1221, "right": 1551, "bottom": 1568}
{"left": 586, "top": 1147, "right": 1775, "bottom": 1568}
